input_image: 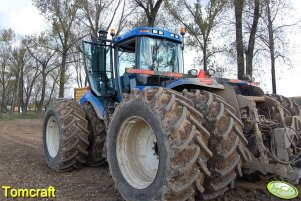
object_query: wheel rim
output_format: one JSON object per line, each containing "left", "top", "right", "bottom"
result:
{"left": 46, "top": 116, "right": 60, "bottom": 158}
{"left": 116, "top": 116, "right": 159, "bottom": 189}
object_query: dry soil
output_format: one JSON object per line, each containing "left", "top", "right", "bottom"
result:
{"left": 0, "top": 119, "right": 300, "bottom": 201}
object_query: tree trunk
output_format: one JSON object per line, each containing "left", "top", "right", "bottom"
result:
{"left": 234, "top": 0, "right": 245, "bottom": 80}
{"left": 38, "top": 75, "right": 46, "bottom": 112}
{"left": 38, "top": 73, "right": 47, "bottom": 112}
{"left": 203, "top": 42, "right": 208, "bottom": 71}
{"left": 270, "top": 52, "right": 276, "bottom": 94}
{"left": 1, "top": 68, "right": 6, "bottom": 112}
{"left": 246, "top": 0, "right": 260, "bottom": 77}
{"left": 24, "top": 68, "right": 39, "bottom": 113}
{"left": 146, "top": 0, "right": 164, "bottom": 27}
{"left": 11, "top": 75, "right": 19, "bottom": 112}
{"left": 266, "top": 1, "right": 276, "bottom": 93}
{"left": 18, "top": 63, "right": 24, "bottom": 113}
{"left": 147, "top": 15, "right": 156, "bottom": 27}
{"left": 47, "top": 74, "right": 59, "bottom": 107}
{"left": 1, "top": 87, "right": 6, "bottom": 113}
{"left": 59, "top": 53, "right": 67, "bottom": 98}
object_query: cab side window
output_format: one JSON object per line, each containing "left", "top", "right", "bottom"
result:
{"left": 117, "top": 39, "right": 136, "bottom": 93}
{"left": 83, "top": 41, "right": 114, "bottom": 96}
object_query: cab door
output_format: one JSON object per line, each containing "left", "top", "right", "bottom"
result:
{"left": 82, "top": 41, "right": 115, "bottom": 97}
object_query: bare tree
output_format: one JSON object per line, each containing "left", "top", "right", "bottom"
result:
{"left": 234, "top": 0, "right": 245, "bottom": 79}
{"left": 115, "top": 0, "right": 136, "bottom": 36}
{"left": 70, "top": 45, "right": 86, "bottom": 88}
{"left": 46, "top": 71, "right": 60, "bottom": 106}
{"left": 266, "top": 0, "right": 276, "bottom": 93}
{"left": 0, "top": 29, "right": 14, "bottom": 112}
{"left": 23, "top": 60, "right": 41, "bottom": 112}
{"left": 11, "top": 42, "right": 31, "bottom": 113}
{"left": 131, "top": 0, "right": 164, "bottom": 27}
{"left": 77, "top": 0, "right": 122, "bottom": 39}
{"left": 167, "top": 0, "right": 226, "bottom": 71}
{"left": 233, "top": 0, "right": 262, "bottom": 79}
{"left": 24, "top": 33, "right": 59, "bottom": 112}
{"left": 245, "top": 0, "right": 260, "bottom": 77}
{"left": 257, "top": 0, "right": 297, "bottom": 93}
{"left": 33, "top": 0, "right": 79, "bottom": 98}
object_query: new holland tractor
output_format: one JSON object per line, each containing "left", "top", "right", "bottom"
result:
{"left": 43, "top": 27, "right": 301, "bottom": 200}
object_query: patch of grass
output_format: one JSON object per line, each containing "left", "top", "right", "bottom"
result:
{"left": 0, "top": 112, "right": 43, "bottom": 121}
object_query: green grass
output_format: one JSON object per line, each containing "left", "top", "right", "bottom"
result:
{"left": 0, "top": 112, "right": 44, "bottom": 121}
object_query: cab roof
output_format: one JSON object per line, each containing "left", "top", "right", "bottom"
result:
{"left": 113, "top": 27, "right": 182, "bottom": 44}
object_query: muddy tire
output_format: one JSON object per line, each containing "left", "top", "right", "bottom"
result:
{"left": 270, "top": 94, "right": 301, "bottom": 116}
{"left": 182, "top": 90, "right": 249, "bottom": 200}
{"left": 106, "top": 88, "right": 213, "bottom": 201}
{"left": 43, "top": 99, "right": 89, "bottom": 172}
{"left": 83, "top": 103, "right": 106, "bottom": 166}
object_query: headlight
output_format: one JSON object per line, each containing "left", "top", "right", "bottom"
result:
{"left": 242, "top": 74, "right": 252, "bottom": 81}
{"left": 206, "top": 69, "right": 216, "bottom": 77}
{"left": 188, "top": 69, "right": 198, "bottom": 77}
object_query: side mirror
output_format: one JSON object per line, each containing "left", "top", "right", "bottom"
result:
{"left": 206, "top": 69, "right": 216, "bottom": 77}
{"left": 188, "top": 69, "right": 198, "bottom": 77}
{"left": 242, "top": 74, "right": 253, "bottom": 82}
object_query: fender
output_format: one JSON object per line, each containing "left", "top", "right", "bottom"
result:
{"left": 167, "top": 78, "right": 225, "bottom": 90}
{"left": 216, "top": 78, "right": 264, "bottom": 96}
{"left": 166, "top": 78, "right": 243, "bottom": 118}
{"left": 80, "top": 90, "right": 107, "bottom": 120}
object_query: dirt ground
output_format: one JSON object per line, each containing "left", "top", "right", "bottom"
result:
{"left": 0, "top": 119, "right": 300, "bottom": 201}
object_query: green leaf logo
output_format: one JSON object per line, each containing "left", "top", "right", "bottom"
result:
{"left": 267, "top": 181, "right": 299, "bottom": 199}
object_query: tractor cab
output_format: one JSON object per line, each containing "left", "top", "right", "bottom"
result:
{"left": 82, "top": 27, "right": 184, "bottom": 100}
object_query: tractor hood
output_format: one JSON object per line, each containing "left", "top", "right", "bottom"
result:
{"left": 167, "top": 78, "right": 225, "bottom": 90}
{"left": 125, "top": 68, "right": 225, "bottom": 90}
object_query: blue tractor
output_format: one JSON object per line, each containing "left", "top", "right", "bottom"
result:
{"left": 43, "top": 27, "right": 301, "bottom": 201}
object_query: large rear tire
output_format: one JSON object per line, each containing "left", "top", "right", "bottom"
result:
{"left": 43, "top": 100, "right": 89, "bottom": 172}
{"left": 270, "top": 94, "right": 301, "bottom": 116}
{"left": 106, "top": 88, "right": 213, "bottom": 201}
{"left": 83, "top": 103, "right": 106, "bottom": 166}
{"left": 182, "top": 90, "right": 250, "bottom": 200}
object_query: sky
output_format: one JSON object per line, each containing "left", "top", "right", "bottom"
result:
{"left": 0, "top": 0, "right": 301, "bottom": 97}
{"left": 0, "top": 0, "right": 46, "bottom": 35}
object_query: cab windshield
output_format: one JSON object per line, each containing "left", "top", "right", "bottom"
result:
{"left": 139, "top": 37, "right": 183, "bottom": 73}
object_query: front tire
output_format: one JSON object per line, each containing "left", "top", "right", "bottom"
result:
{"left": 43, "top": 100, "right": 89, "bottom": 172}
{"left": 106, "top": 88, "right": 213, "bottom": 201}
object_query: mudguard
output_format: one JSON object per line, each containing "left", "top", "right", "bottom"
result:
{"left": 80, "top": 90, "right": 106, "bottom": 120}
{"left": 167, "top": 78, "right": 225, "bottom": 90}
{"left": 217, "top": 78, "right": 264, "bottom": 96}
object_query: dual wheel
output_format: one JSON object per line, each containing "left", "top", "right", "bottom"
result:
{"left": 43, "top": 88, "right": 248, "bottom": 200}
{"left": 43, "top": 100, "right": 106, "bottom": 171}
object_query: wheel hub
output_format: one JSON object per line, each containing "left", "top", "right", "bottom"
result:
{"left": 116, "top": 116, "right": 159, "bottom": 189}
{"left": 46, "top": 116, "right": 60, "bottom": 158}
